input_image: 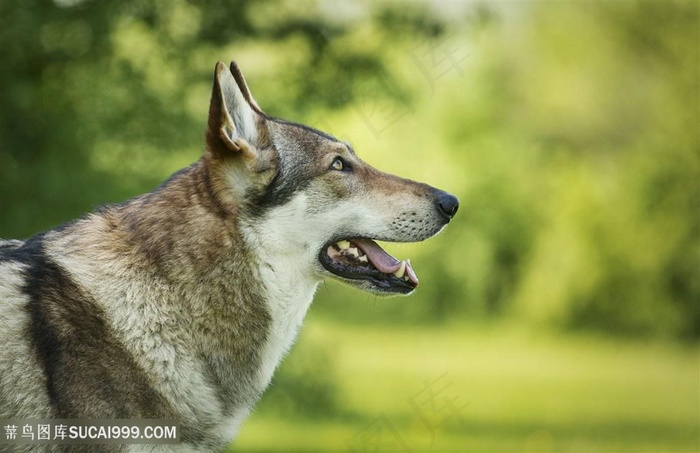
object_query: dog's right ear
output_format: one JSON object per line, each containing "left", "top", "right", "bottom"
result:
{"left": 206, "top": 61, "right": 266, "bottom": 160}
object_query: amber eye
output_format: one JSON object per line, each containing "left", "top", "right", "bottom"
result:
{"left": 330, "top": 157, "right": 345, "bottom": 171}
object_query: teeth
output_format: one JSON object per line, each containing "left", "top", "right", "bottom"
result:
{"left": 336, "top": 240, "right": 351, "bottom": 250}
{"left": 393, "top": 260, "right": 407, "bottom": 278}
{"left": 358, "top": 255, "right": 368, "bottom": 263}
{"left": 346, "top": 247, "right": 359, "bottom": 257}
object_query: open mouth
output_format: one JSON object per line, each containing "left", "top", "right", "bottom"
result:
{"left": 319, "top": 238, "right": 419, "bottom": 294}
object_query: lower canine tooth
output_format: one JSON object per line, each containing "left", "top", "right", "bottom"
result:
{"left": 393, "top": 261, "right": 407, "bottom": 278}
{"left": 358, "top": 256, "right": 368, "bottom": 263}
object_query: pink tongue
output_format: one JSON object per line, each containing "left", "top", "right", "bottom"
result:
{"left": 352, "top": 239, "right": 401, "bottom": 273}
{"left": 352, "top": 239, "right": 419, "bottom": 285}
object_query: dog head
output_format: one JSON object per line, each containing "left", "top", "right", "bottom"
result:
{"left": 205, "top": 61, "right": 458, "bottom": 296}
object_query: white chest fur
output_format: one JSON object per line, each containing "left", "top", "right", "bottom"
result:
{"left": 242, "top": 193, "right": 324, "bottom": 391}
{"left": 254, "top": 253, "right": 320, "bottom": 390}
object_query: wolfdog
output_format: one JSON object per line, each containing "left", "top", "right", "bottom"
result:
{"left": 0, "top": 61, "right": 458, "bottom": 451}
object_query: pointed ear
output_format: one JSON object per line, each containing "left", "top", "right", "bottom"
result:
{"left": 206, "top": 61, "right": 265, "bottom": 158}
{"left": 229, "top": 61, "right": 265, "bottom": 117}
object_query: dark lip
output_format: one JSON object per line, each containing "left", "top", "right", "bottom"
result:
{"left": 318, "top": 238, "right": 417, "bottom": 295}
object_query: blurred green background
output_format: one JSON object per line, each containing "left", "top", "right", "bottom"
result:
{"left": 0, "top": 1, "right": 698, "bottom": 451}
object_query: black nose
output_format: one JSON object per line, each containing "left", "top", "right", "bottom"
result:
{"left": 436, "top": 190, "right": 459, "bottom": 220}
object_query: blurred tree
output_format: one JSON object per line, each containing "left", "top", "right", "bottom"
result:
{"left": 454, "top": 1, "right": 700, "bottom": 339}
{"left": 0, "top": 0, "right": 118, "bottom": 236}
{"left": 0, "top": 0, "right": 417, "bottom": 238}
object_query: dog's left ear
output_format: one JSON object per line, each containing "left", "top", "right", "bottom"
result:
{"left": 205, "top": 62, "right": 278, "bottom": 203}
{"left": 206, "top": 61, "right": 268, "bottom": 160}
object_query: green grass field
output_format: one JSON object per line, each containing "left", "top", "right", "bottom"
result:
{"left": 230, "top": 318, "right": 699, "bottom": 452}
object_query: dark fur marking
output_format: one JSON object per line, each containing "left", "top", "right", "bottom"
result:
{"left": 21, "top": 237, "right": 173, "bottom": 419}
{"left": 0, "top": 221, "right": 79, "bottom": 263}
{"left": 0, "top": 241, "right": 24, "bottom": 261}
{"left": 0, "top": 235, "right": 50, "bottom": 264}
{"left": 244, "top": 158, "right": 314, "bottom": 216}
